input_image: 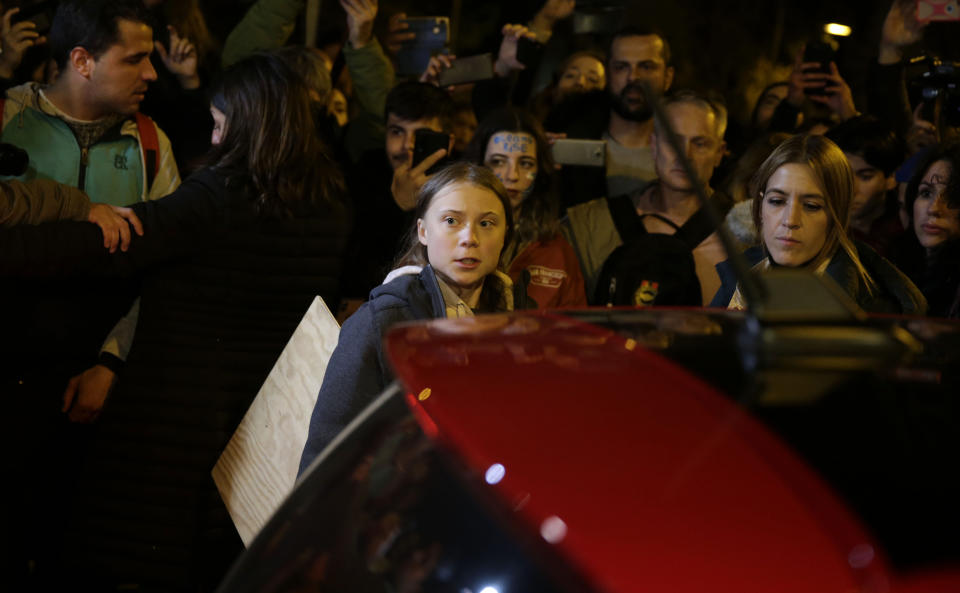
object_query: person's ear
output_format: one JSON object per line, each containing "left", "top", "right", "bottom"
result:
{"left": 664, "top": 65, "right": 675, "bottom": 91}
{"left": 884, "top": 173, "right": 897, "bottom": 192}
{"left": 417, "top": 218, "right": 428, "bottom": 246}
{"left": 69, "top": 47, "right": 96, "bottom": 79}
{"left": 714, "top": 141, "right": 727, "bottom": 167}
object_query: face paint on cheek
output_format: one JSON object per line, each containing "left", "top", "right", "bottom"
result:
{"left": 521, "top": 172, "right": 536, "bottom": 200}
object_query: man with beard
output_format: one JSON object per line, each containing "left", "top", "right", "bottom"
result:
{"left": 604, "top": 28, "right": 674, "bottom": 198}
{"left": 546, "top": 26, "right": 673, "bottom": 208}
{"left": 565, "top": 90, "right": 731, "bottom": 304}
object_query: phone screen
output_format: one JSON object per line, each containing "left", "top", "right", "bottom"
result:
{"left": 917, "top": 0, "right": 960, "bottom": 22}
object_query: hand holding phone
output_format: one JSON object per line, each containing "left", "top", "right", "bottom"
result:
{"left": 412, "top": 129, "right": 451, "bottom": 174}
{"left": 0, "top": 4, "right": 49, "bottom": 77}
{"left": 436, "top": 54, "right": 494, "bottom": 87}
{"left": 420, "top": 53, "right": 456, "bottom": 86}
{"left": 384, "top": 12, "right": 416, "bottom": 55}
{"left": 801, "top": 41, "right": 837, "bottom": 97}
{"left": 391, "top": 130, "right": 450, "bottom": 211}
{"left": 494, "top": 23, "right": 537, "bottom": 77}
{"left": 805, "top": 61, "right": 858, "bottom": 120}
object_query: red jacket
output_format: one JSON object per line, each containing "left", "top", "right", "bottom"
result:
{"left": 508, "top": 234, "right": 587, "bottom": 308}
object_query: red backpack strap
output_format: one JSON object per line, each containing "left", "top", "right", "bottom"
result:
{"left": 134, "top": 112, "right": 159, "bottom": 193}
{"left": 1, "top": 98, "right": 5, "bottom": 133}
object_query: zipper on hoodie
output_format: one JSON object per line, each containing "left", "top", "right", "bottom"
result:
{"left": 78, "top": 147, "right": 88, "bottom": 191}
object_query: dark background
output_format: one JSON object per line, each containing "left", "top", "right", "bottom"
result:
{"left": 205, "top": 0, "right": 960, "bottom": 124}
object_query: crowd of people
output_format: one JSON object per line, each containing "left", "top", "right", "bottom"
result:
{"left": 1, "top": 0, "right": 958, "bottom": 590}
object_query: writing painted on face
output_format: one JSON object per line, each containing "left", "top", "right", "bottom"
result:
{"left": 491, "top": 133, "right": 531, "bottom": 154}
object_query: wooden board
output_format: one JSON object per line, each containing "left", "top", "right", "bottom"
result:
{"left": 212, "top": 296, "right": 340, "bottom": 546}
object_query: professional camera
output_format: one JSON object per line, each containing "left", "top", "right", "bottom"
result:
{"left": 0, "top": 142, "right": 29, "bottom": 176}
{"left": 907, "top": 55, "right": 960, "bottom": 129}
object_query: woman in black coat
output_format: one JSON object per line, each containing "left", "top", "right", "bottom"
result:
{"left": 890, "top": 144, "right": 960, "bottom": 318}
{"left": 0, "top": 53, "right": 350, "bottom": 591}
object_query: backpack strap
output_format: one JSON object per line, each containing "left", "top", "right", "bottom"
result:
{"left": 134, "top": 112, "right": 159, "bottom": 193}
{"left": 637, "top": 212, "right": 682, "bottom": 233}
{"left": 676, "top": 191, "right": 735, "bottom": 249}
{"left": 606, "top": 194, "right": 647, "bottom": 241}
{"left": 0, "top": 98, "right": 5, "bottom": 133}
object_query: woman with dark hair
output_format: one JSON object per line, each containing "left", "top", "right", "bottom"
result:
{"left": 890, "top": 145, "right": 960, "bottom": 318}
{"left": 713, "top": 134, "right": 925, "bottom": 314}
{"left": 465, "top": 107, "right": 587, "bottom": 308}
{"left": 300, "top": 162, "right": 515, "bottom": 473}
{"left": 529, "top": 50, "right": 606, "bottom": 122}
{"left": 0, "top": 53, "right": 349, "bottom": 590}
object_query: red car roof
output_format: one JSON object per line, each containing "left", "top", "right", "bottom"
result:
{"left": 385, "top": 310, "right": 960, "bottom": 593}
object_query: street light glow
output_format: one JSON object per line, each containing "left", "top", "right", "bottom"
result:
{"left": 824, "top": 23, "right": 852, "bottom": 37}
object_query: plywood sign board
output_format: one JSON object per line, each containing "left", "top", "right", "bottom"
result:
{"left": 212, "top": 296, "right": 340, "bottom": 546}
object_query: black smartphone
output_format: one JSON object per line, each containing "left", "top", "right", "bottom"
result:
{"left": 516, "top": 37, "right": 545, "bottom": 68}
{"left": 802, "top": 41, "right": 837, "bottom": 97}
{"left": 436, "top": 54, "right": 494, "bottom": 87}
{"left": 412, "top": 129, "right": 450, "bottom": 174}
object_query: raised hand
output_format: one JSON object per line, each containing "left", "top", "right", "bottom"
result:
{"left": 391, "top": 147, "right": 448, "bottom": 211}
{"left": 155, "top": 26, "right": 199, "bottom": 89}
{"left": 384, "top": 12, "right": 416, "bottom": 56}
{"left": 494, "top": 24, "right": 536, "bottom": 78}
{"left": 419, "top": 54, "right": 455, "bottom": 86}
{"left": 340, "top": 0, "right": 377, "bottom": 49}
{"left": 0, "top": 7, "right": 46, "bottom": 79}
{"left": 807, "top": 62, "right": 858, "bottom": 121}
{"left": 531, "top": 0, "right": 575, "bottom": 41}
{"left": 880, "top": 0, "right": 928, "bottom": 64}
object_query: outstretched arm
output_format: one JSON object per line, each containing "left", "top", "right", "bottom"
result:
{"left": 0, "top": 170, "right": 224, "bottom": 276}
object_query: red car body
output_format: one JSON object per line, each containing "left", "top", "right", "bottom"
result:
{"left": 218, "top": 308, "right": 960, "bottom": 593}
{"left": 386, "top": 310, "right": 960, "bottom": 593}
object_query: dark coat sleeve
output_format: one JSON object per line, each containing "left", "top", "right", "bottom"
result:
{"left": 0, "top": 169, "right": 227, "bottom": 277}
{"left": 298, "top": 301, "right": 393, "bottom": 476}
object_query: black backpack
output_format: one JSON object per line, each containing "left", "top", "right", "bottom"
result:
{"left": 593, "top": 194, "right": 730, "bottom": 306}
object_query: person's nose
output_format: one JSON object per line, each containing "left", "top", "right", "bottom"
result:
{"left": 459, "top": 223, "right": 479, "bottom": 246}
{"left": 929, "top": 191, "right": 948, "bottom": 216}
{"left": 506, "top": 161, "right": 520, "bottom": 182}
{"left": 403, "top": 132, "right": 416, "bottom": 153}
{"left": 782, "top": 199, "right": 802, "bottom": 228}
{"left": 143, "top": 59, "right": 158, "bottom": 82}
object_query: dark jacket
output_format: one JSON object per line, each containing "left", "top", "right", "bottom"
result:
{"left": 299, "top": 265, "right": 515, "bottom": 475}
{"left": 0, "top": 167, "right": 350, "bottom": 591}
{"left": 890, "top": 236, "right": 960, "bottom": 318}
{"left": 711, "top": 241, "right": 927, "bottom": 315}
{"left": 299, "top": 266, "right": 445, "bottom": 475}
